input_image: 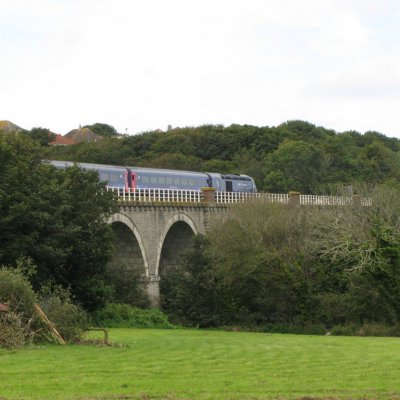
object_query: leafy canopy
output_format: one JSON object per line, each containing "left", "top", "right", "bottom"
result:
{"left": 0, "top": 133, "right": 117, "bottom": 310}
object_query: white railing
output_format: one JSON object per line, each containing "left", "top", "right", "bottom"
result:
{"left": 107, "top": 187, "right": 371, "bottom": 206}
{"left": 107, "top": 187, "right": 202, "bottom": 203}
{"left": 300, "top": 195, "right": 373, "bottom": 206}
{"left": 215, "top": 191, "right": 289, "bottom": 204}
{"left": 300, "top": 195, "right": 352, "bottom": 206}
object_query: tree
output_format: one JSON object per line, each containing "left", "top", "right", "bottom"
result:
{"left": 26, "top": 127, "right": 56, "bottom": 146}
{"left": 314, "top": 186, "right": 400, "bottom": 322}
{"left": 83, "top": 123, "right": 118, "bottom": 137}
{"left": 161, "top": 235, "right": 235, "bottom": 327}
{"left": 206, "top": 202, "right": 322, "bottom": 325}
{"left": 0, "top": 134, "right": 117, "bottom": 310}
{"left": 163, "top": 198, "right": 393, "bottom": 328}
{"left": 263, "top": 140, "right": 329, "bottom": 193}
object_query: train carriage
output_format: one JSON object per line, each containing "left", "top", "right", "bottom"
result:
{"left": 48, "top": 160, "right": 257, "bottom": 193}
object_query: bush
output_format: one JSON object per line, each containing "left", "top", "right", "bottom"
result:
{"left": 0, "top": 312, "right": 31, "bottom": 349}
{"left": 0, "top": 263, "right": 36, "bottom": 317}
{"left": 258, "top": 323, "right": 327, "bottom": 335}
{"left": 38, "top": 286, "right": 89, "bottom": 343}
{"left": 0, "top": 265, "right": 36, "bottom": 348}
{"left": 331, "top": 323, "right": 400, "bottom": 337}
{"left": 161, "top": 235, "right": 235, "bottom": 328}
{"left": 106, "top": 262, "right": 150, "bottom": 308}
{"left": 92, "top": 303, "right": 174, "bottom": 329}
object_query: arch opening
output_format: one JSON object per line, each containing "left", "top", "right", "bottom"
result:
{"left": 158, "top": 221, "right": 196, "bottom": 277}
{"left": 108, "top": 221, "right": 148, "bottom": 305}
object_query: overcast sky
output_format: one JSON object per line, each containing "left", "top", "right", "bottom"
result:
{"left": 1, "top": 0, "right": 400, "bottom": 137}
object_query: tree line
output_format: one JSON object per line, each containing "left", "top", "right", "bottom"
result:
{"left": 3, "top": 122, "right": 400, "bottom": 334}
{"left": 162, "top": 189, "right": 400, "bottom": 334}
{"left": 0, "top": 134, "right": 117, "bottom": 311}
{"left": 45, "top": 120, "right": 400, "bottom": 194}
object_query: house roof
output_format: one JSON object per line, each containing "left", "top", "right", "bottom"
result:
{"left": 65, "top": 127, "right": 103, "bottom": 143}
{"left": 49, "top": 134, "right": 76, "bottom": 146}
{"left": 0, "top": 120, "right": 24, "bottom": 132}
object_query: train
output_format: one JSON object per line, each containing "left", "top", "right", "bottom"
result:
{"left": 48, "top": 160, "right": 257, "bottom": 192}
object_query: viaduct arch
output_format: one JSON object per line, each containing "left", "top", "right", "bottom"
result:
{"left": 109, "top": 204, "right": 226, "bottom": 304}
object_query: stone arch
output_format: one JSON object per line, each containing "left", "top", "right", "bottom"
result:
{"left": 109, "top": 213, "right": 149, "bottom": 277}
{"left": 156, "top": 213, "right": 199, "bottom": 277}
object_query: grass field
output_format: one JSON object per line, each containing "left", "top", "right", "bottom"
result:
{"left": 1, "top": 328, "right": 400, "bottom": 400}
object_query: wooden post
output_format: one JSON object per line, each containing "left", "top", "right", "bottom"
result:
{"left": 34, "top": 303, "right": 66, "bottom": 345}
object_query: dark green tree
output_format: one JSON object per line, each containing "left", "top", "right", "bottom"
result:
{"left": 0, "top": 134, "right": 117, "bottom": 310}
{"left": 26, "top": 127, "right": 56, "bottom": 146}
{"left": 263, "top": 140, "right": 328, "bottom": 193}
{"left": 161, "top": 235, "right": 235, "bottom": 327}
{"left": 83, "top": 123, "right": 118, "bottom": 137}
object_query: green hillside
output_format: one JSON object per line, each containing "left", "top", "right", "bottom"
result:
{"left": 45, "top": 120, "right": 400, "bottom": 194}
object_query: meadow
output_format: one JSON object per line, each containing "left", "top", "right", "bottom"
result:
{"left": 1, "top": 328, "right": 400, "bottom": 400}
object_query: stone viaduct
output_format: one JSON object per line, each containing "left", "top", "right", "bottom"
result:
{"left": 107, "top": 189, "right": 363, "bottom": 304}
{"left": 109, "top": 195, "right": 228, "bottom": 304}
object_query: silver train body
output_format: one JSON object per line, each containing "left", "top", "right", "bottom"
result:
{"left": 49, "top": 160, "right": 257, "bottom": 192}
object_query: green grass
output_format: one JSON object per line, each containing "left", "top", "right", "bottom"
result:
{"left": 1, "top": 329, "right": 400, "bottom": 399}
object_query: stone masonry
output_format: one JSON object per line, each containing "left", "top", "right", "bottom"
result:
{"left": 109, "top": 202, "right": 228, "bottom": 304}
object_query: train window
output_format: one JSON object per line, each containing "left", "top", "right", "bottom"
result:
{"left": 150, "top": 176, "right": 157, "bottom": 184}
{"left": 181, "top": 178, "right": 188, "bottom": 185}
{"left": 158, "top": 177, "right": 165, "bottom": 184}
{"left": 174, "top": 178, "right": 180, "bottom": 185}
{"left": 142, "top": 176, "right": 149, "bottom": 183}
{"left": 109, "top": 174, "right": 118, "bottom": 183}
{"left": 100, "top": 173, "right": 109, "bottom": 182}
{"left": 166, "top": 177, "right": 173, "bottom": 184}
{"left": 188, "top": 179, "right": 195, "bottom": 186}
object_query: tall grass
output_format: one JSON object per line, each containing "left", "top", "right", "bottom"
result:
{"left": 1, "top": 329, "right": 400, "bottom": 399}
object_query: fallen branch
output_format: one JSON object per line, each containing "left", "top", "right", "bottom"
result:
{"left": 33, "top": 303, "right": 66, "bottom": 345}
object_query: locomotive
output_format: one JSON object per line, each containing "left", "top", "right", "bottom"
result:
{"left": 49, "top": 160, "right": 257, "bottom": 192}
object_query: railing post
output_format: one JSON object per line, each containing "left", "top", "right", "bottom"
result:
{"left": 288, "top": 191, "right": 301, "bottom": 206}
{"left": 352, "top": 194, "right": 361, "bottom": 207}
{"left": 202, "top": 187, "right": 216, "bottom": 204}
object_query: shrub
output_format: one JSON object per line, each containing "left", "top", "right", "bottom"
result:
{"left": 0, "top": 312, "right": 31, "bottom": 349}
{"left": 258, "top": 323, "right": 326, "bottom": 335}
{"left": 331, "top": 323, "right": 400, "bottom": 337}
{"left": 106, "top": 262, "right": 150, "bottom": 308}
{"left": 92, "top": 303, "right": 174, "bottom": 329}
{"left": 0, "top": 263, "right": 36, "bottom": 317}
{"left": 0, "top": 265, "right": 36, "bottom": 348}
{"left": 38, "top": 286, "right": 89, "bottom": 343}
{"left": 161, "top": 235, "right": 235, "bottom": 328}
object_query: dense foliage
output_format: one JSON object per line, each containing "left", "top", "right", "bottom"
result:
{"left": 4, "top": 120, "right": 400, "bottom": 333}
{"left": 83, "top": 122, "right": 119, "bottom": 137}
{"left": 0, "top": 134, "right": 117, "bottom": 311}
{"left": 0, "top": 266, "right": 89, "bottom": 348}
{"left": 45, "top": 121, "right": 400, "bottom": 194}
{"left": 162, "top": 189, "right": 400, "bottom": 331}
{"left": 25, "top": 127, "right": 56, "bottom": 146}
{"left": 92, "top": 303, "right": 174, "bottom": 328}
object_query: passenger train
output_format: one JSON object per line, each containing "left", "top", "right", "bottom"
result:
{"left": 49, "top": 160, "right": 257, "bottom": 192}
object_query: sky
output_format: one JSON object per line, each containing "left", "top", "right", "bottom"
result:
{"left": 1, "top": 0, "right": 400, "bottom": 137}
